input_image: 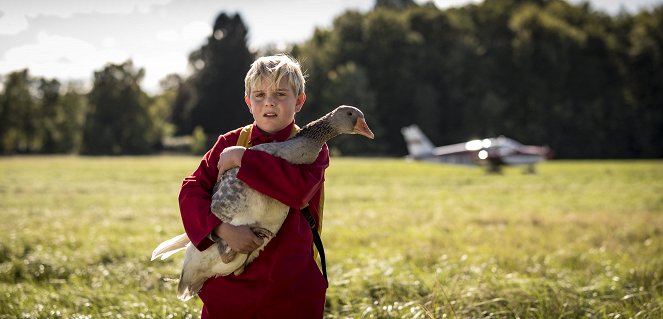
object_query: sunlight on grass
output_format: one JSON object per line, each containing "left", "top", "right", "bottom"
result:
{"left": 1, "top": 156, "right": 661, "bottom": 318}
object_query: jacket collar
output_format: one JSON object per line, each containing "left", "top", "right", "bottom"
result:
{"left": 249, "top": 121, "right": 296, "bottom": 146}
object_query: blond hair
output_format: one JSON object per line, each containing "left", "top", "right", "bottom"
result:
{"left": 244, "top": 54, "right": 306, "bottom": 97}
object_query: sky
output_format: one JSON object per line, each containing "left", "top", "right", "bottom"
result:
{"left": 0, "top": 0, "right": 660, "bottom": 94}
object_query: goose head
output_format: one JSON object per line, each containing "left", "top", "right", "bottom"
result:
{"left": 328, "top": 105, "right": 375, "bottom": 139}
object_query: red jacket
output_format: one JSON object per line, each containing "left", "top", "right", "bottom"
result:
{"left": 179, "top": 121, "right": 329, "bottom": 318}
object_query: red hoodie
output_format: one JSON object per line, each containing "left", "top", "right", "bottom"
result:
{"left": 178, "top": 121, "right": 328, "bottom": 318}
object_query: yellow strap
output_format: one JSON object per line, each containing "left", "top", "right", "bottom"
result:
{"left": 236, "top": 124, "right": 254, "bottom": 148}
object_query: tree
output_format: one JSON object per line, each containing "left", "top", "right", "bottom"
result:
{"left": 162, "top": 74, "right": 195, "bottom": 136}
{"left": 293, "top": 11, "right": 367, "bottom": 124}
{"left": 38, "top": 78, "right": 62, "bottom": 153}
{"left": 2, "top": 1, "right": 659, "bottom": 158}
{"left": 149, "top": 87, "right": 176, "bottom": 151}
{"left": 1, "top": 71, "right": 87, "bottom": 154}
{"left": 320, "top": 62, "right": 385, "bottom": 155}
{"left": 82, "top": 61, "right": 157, "bottom": 154}
{"left": 626, "top": 6, "right": 663, "bottom": 157}
{"left": 357, "top": 9, "right": 422, "bottom": 154}
{"left": 56, "top": 85, "right": 88, "bottom": 153}
{"left": 407, "top": 6, "right": 481, "bottom": 145}
{"left": 508, "top": 1, "right": 631, "bottom": 157}
{"left": 187, "top": 13, "right": 254, "bottom": 143}
{"left": 0, "top": 70, "right": 38, "bottom": 153}
{"left": 375, "top": 0, "right": 416, "bottom": 10}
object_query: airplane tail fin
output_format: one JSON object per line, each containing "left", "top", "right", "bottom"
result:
{"left": 401, "top": 125, "right": 435, "bottom": 159}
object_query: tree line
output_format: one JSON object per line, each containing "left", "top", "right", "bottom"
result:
{"left": 1, "top": 0, "right": 661, "bottom": 158}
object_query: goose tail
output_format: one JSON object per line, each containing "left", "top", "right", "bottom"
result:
{"left": 177, "top": 273, "right": 205, "bottom": 301}
{"left": 151, "top": 233, "right": 190, "bottom": 261}
{"left": 177, "top": 245, "right": 208, "bottom": 301}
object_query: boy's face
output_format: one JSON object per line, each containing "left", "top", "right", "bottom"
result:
{"left": 245, "top": 77, "right": 305, "bottom": 135}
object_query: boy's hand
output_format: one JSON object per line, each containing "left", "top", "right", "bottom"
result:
{"left": 215, "top": 223, "right": 263, "bottom": 254}
{"left": 217, "top": 146, "right": 246, "bottom": 180}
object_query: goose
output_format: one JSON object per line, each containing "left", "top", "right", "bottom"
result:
{"left": 152, "top": 105, "right": 374, "bottom": 301}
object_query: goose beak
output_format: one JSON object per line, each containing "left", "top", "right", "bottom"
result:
{"left": 354, "top": 117, "right": 375, "bottom": 139}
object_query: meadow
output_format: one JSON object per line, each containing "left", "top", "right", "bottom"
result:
{"left": 0, "top": 156, "right": 661, "bottom": 318}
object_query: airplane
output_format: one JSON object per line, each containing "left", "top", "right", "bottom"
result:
{"left": 401, "top": 124, "right": 552, "bottom": 173}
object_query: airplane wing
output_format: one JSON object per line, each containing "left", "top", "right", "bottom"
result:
{"left": 430, "top": 143, "right": 481, "bottom": 165}
{"left": 402, "top": 125, "right": 480, "bottom": 165}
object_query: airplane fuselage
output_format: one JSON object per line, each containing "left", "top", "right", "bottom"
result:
{"left": 401, "top": 125, "right": 551, "bottom": 173}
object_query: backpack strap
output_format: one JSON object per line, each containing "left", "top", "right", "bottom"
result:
{"left": 301, "top": 206, "right": 328, "bottom": 287}
{"left": 236, "top": 124, "right": 254, "bottom": 148}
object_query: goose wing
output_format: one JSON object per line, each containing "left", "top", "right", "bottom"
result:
{"left": 211, "top": 167, "right": 251, "bottom": 221}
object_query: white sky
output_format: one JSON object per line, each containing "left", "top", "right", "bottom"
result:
{"left": 0, "top": 0, "right": 660, "bottom": 93}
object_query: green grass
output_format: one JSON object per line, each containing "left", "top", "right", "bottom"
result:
{"left": 1, "top": 156, "right": 662, "bottom": 318}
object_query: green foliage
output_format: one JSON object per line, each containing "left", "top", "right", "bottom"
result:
{"left": 37, "top": 78, "right": 62, "bottom": 154}
{"left": 0, "top": 156, "right": 661, "bottom": 318}
{"left": 320, "top": 62, "right": 386, "bottom": 155}
{"left": 81, "top": 61, "right": 160, "bottom": 155}
{"left": 185, "top": 13, "right": 254, "bottom": 138}
{"left": 190, "top": 126, "right": 208, "bottom": 155}
{"left": 0, "top": 70, "right": 39, "bottom": 153}
{"left": 0, "top": 71, "right": 87, "bottom": 154}
{"left": 162, "top": 74, "right": 196, "bottom": 136}
{"left": 1, "top": 1, "right": 662, "bottom": 158}
{"left": 294, "top": 0, "right": 663, "bottom": 158}
{"left": 149, "top": 85, "right": 177, "bottom": 146}
{"left": 625, "top": 6, "right": 663, "bottom": 157}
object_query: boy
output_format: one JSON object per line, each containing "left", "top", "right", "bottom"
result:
{"left": 178, "top": 54, "right": 328, "bottom": 318}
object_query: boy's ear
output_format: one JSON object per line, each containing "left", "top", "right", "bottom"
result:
{"left": 295, "top": 94, "right": 306, "bottom": 112}
{"left": 244, "top": 95, "right": 252, "bottom": 113}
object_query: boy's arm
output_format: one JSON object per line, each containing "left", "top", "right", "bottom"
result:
{"left": 236, "top": 144, "right": 330, "bottom": 209}
{"left": 178, "top": 135, "right": 227, "bottom": 251}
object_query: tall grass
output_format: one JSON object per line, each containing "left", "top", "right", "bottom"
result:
{"left": 1, "top": 156, "right": 661, "bottom": 318}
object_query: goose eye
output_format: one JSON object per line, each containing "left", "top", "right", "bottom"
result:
{"left": 347, "top": 112, "right": 353, "bottom": 116}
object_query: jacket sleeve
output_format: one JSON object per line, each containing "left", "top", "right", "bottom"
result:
{"left": 236, "top": 144, "right": 330, "bottom": 209}
{"left": 178, "top": 135, "right": 228, "bottom": 251}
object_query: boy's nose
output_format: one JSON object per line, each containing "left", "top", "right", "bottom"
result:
{"left": 264, "top": 96, "right": 276, "bottom": 106}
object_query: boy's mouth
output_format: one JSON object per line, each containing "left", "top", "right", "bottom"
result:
{"left": 263, "top": 112, "right": 277, "bottom": 118}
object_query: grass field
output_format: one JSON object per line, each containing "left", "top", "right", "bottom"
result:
{"left": 1, "top": 156, "right": 662, "bottom": 318}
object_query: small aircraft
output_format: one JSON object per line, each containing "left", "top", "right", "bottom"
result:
{"left": 401, "top": 124, "right": 552, "bottom": 173}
